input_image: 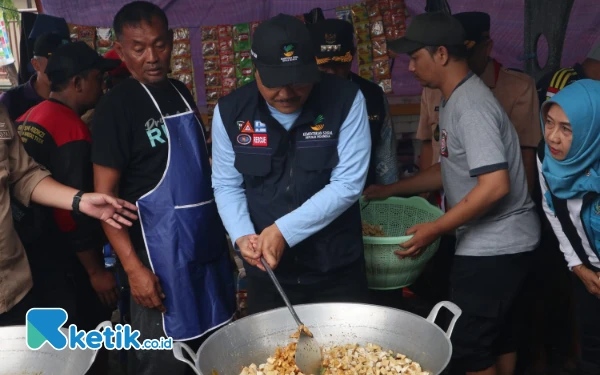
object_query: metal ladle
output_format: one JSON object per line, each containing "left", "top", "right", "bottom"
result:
{"left": 260, "top": 258, "right": 323, "bottom": 375}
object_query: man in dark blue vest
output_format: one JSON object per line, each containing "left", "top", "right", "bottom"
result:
{"left": 309, "top": 19, "right": 399, "bottom": 187}
{"left": 212, "top": 13, "right": 372, "bottom": 314}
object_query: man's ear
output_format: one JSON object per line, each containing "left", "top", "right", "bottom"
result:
{"left": 438, "top": 46, "right": 450, "bottom": 66}
{"left": 485, "top": 39, "right": 494, "bottom": 59}
{"left": 114, "top": 41, "right": 125, "bottom": 61}
{"left": 73, "top": 75, "right": 84, "bottom": 92}
{"left": 31, "top": 58, "right": 40, "bottom": 72}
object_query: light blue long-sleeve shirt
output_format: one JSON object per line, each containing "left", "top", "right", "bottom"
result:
{"left": 211, "top": 90, "right": 371, "bottom": 248}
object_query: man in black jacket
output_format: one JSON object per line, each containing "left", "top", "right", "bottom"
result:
{"left": 13, "top": 42, "right": 121, "bottom": 331}
{"left": 309, "top": 19, "right": 399, "bottom": 186}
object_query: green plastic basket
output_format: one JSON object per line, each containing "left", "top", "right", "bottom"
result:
{"left": 360, "top": 196, "right": 444, "bottom": 290}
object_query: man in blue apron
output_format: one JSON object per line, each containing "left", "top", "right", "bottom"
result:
{"left": 91, "top": 2, "right": 235, "bottom": 374}
{"left": 212, "top": 14, "right": 372, "bottom": 315}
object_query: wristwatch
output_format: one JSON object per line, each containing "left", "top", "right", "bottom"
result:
{"left": 72, "top": 190, "right": 85, "bottom": 215}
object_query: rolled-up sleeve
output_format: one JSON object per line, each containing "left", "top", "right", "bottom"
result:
{"left": 7, "top": 119, "right": 50, "bottom": 206}
{"left": 275, "top": 91, "right": 372, "bottom": 247}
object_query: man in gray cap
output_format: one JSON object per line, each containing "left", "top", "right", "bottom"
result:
{"left": 364, "top": 12, "right": 540, "bottom": 375}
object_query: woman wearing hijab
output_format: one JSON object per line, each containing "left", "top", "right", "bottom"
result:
{"left": 538, "top": 79, "right": 600, "bottom": 375}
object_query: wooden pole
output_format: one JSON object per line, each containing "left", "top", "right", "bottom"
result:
{"left": 34, "top": 0, "right": 43, "bottom": 13}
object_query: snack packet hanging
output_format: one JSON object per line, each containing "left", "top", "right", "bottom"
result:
{"left": 202, "top": 26, "right": 217, "bottom": 41}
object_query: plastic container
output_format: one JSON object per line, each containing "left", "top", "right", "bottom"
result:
{"left": 360, "top": 196, "right": 444, "bottom": 290}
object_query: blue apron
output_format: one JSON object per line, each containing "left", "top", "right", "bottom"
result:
{"left": 136, "top": 83, "right": 235, "bottom": 341}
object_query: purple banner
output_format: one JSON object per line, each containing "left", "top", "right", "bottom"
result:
{"left": 41, "top": 0, "right": 600, "bottom": 106}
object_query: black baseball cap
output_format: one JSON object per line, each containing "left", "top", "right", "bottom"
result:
{"left": 45, "top": 41, "right": 122, "bottom": 86}
{"left": 454, "top": 12, "right": 491, "bottom": 48}
{"left": 387, "top": 12, "right": 466, "bottom": 54}
{"left": 33, "top": 32, "right": 71, "bottom": 58}
{"left": 251, "top": 14, "right": 320, "bottom": 88}
{"left": 309, "top": 19, "right": 355, "bottom": 65}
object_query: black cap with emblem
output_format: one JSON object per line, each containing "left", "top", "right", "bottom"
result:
{"left": 308, "top": 19, "right": 355, "bottom": 65}
{"left": 251, "top": 13, "right": 321, "bottom": 88}
{"left": 454, "top": 12, "right": 491, "bottom": 49}
{"left": 387, "top": 12, "right": 466, "bottom": 54}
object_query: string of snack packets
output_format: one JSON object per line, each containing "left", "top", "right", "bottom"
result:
{"left": 201, "top": 15, "right": 305, "bottom": 126}
{"left": 67, "top": 24, "right": 197, "bottom": 102}
{"left": 336, "top": 0, "right": 408, "bottom": 94}
{"left": 202, "top": 2, "right": 406, "bottom": 126}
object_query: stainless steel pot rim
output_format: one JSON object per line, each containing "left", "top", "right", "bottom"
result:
{"left": 197, "top": 301, "right": 460, "bottom": 372}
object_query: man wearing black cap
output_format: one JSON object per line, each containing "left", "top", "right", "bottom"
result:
{"left": 212, "top": 13, "right": 372, "bottom": 314}
{"left": 414, "top": 12, "right": 540, "bottom": 193}
{"left": 0, "top": 32, "right": 70, "bottom": 122}
{"left": 12, "top": 41, "right": 122, "bottom": 335}
{"left": 309, "top": 18, "right": 399, "bottom": 186}
{"left": 364, "top": 12, "right": 540, "bottom": 375}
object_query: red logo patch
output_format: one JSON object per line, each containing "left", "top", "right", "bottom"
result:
{"left": 241, "top": 121, "right": 254, "bottom": 133}
{"left": 252, "top": 134, "right": 268, "bottom": 147}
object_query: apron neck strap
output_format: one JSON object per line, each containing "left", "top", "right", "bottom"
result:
{"left": 139, "top": 80, "right": 193, "bottom": 114}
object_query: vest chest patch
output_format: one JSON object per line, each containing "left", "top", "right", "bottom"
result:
{"left": 303, "top": 114, "right": 333, "bottom": 140}
{"left": 252, "top": 134, "right": 268, "bottom": 147}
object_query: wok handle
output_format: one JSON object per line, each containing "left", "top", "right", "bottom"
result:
{"left": 173, "top": 342, "right": 202, "bottom": 375}
{"left": 260, "top": 257, "right": 304, "bottom": 328}
{"left": 426, "top": 301, "right": 462, "bottom": 339}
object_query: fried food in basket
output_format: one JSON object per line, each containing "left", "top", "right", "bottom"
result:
{"left": 239, "top": 342, "right": 430, "bottom": 375}
{"left": 362, "top": 221, "right": 387, "bottom": 237}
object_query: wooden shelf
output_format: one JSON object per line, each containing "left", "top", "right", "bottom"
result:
{"left": 390, "top": 103, "right": 420, "bottom": 116}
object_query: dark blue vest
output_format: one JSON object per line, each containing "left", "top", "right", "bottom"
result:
{"left": 218, "top": 74, "right": 365, "bottom": 284}
{"left": 350, "top": 72, "right": 387, "bottom": 187}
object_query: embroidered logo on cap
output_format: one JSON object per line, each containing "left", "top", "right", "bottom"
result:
{"left": 237, "top": 134, "right": 252, "bottom": 145}
{"left": 254, "top": 121, "right": 267, "bottom": 133}
{"left": 281, "top": 44, "right": 298, "bottom": 63}
{"left": 252, "top": 134, "right": 268, "bottom": 147}
{"left": 325, "top": 33, "right": 337, "bottom": 44}
{"left": 311, "top": 114, "right": 325, "bottom": 131}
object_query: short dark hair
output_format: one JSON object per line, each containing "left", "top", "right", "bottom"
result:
{"left": 50, "top": 68, "right": 94, "bottom": 92}
{"left": 113, "top": 1, "right": 168, "bottom": 39}
{"left": 424, "top": 45, "right": 469, "bottom": 61}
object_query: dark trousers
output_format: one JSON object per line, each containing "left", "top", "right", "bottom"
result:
{"left": 0, "top": 290, "right": 36, "bottom": 327}
{"left": 449, "top": 252, "right": 532, "bottom": 373}
{"left": 246, "top": 258, "right": 369, "bottom": 315}
{"left": 128, "top": 299, "right": 215, "bottom": 375}
{"left": 30, "top": 265, "right": 112, "bottom": 331}
{"left": 573, "top": 273, "right": 600, "bottom": 375}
